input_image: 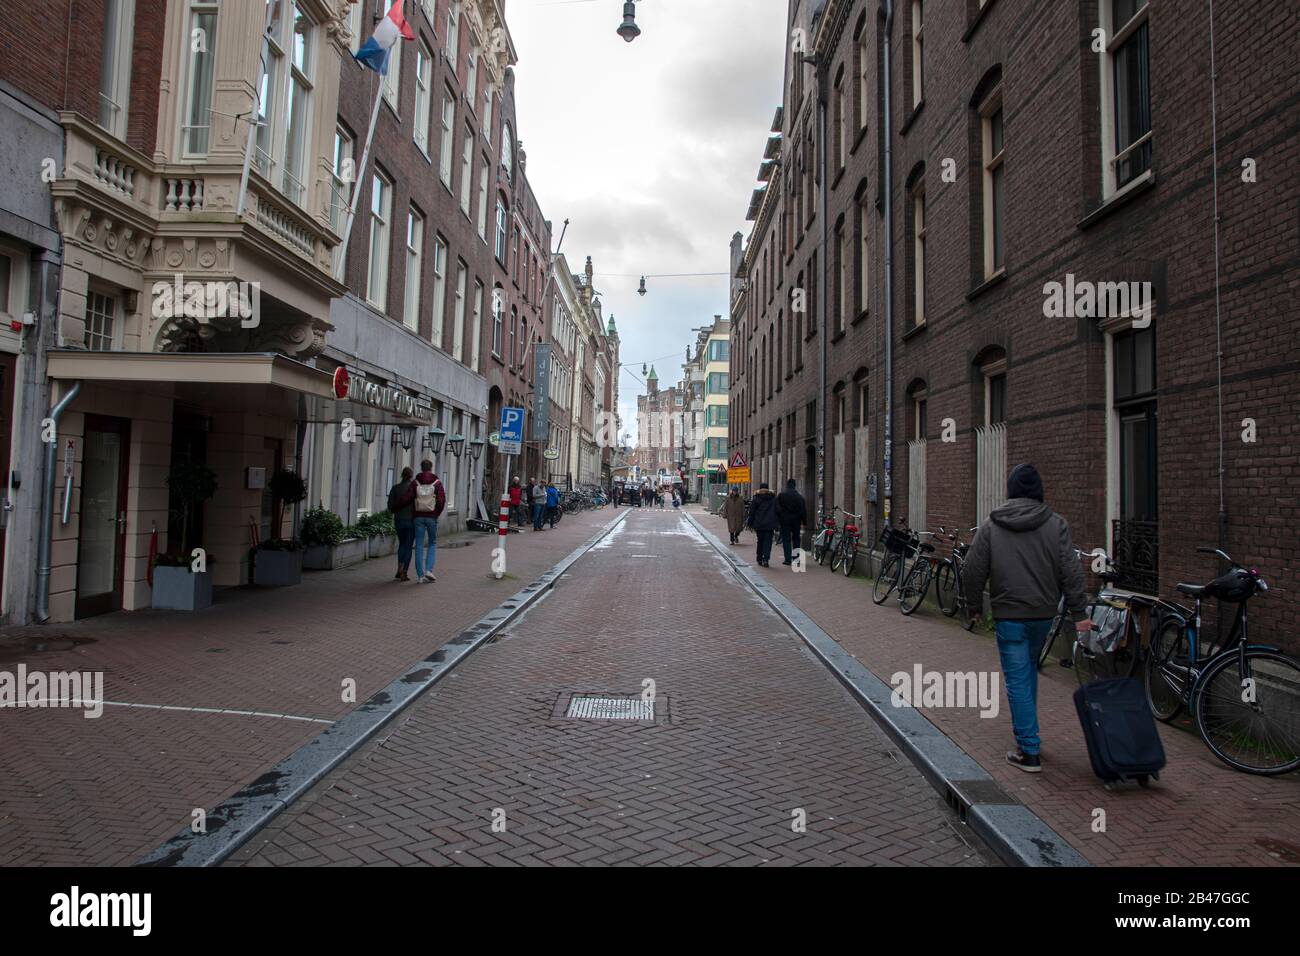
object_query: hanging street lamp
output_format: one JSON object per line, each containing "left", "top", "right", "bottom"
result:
{"left": 617, "top": 1, "right": 641, "bottom": 43}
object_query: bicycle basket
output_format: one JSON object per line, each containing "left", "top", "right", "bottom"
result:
{"left": 1084, "top": 604, "right": 1129, "bottom": 655}
{"left": 882, "top": 528, "right": 913, "bottom": 555}
{"left": 1204, "top": 567, "right": 1254, "bottom": 603}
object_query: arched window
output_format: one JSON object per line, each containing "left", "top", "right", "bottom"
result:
{"left": 502, "top": 123, "right": 515, "bottom": 183}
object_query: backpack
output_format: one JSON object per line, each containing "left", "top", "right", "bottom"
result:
{"left": 414, "top": 479, "right": 442, "bottom": 514}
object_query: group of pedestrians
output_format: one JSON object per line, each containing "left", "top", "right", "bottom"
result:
{"left": 509, "top": 477, "right": 561, "bottom": 531}
{"left": 386, "top": 460, "right": 446, "bottom": 583}
{"left": 616, "top": 483, "right": 681, "bottom": 509}
{"left": 725, "top": 480, "right": 807, "bottom": 567}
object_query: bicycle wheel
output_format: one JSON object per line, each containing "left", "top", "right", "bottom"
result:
{"left": 1193, "top": 650, "right": 1300, "bottom": 775}
{"left": 841, "top": 536, "right": 858, "bottom": 577}
{"left": 872, "top": 552, "right": 900, "bottom": 604}
{"left": 935, "top": 561, "right": 959, "bottom": 616}
{"left": 818, "top": 532, "right": 836, "bottom": 566}
{"left": 811, "top": 532, "right": 826, "bottom": 564}
{"left": 830, "top": 539, "right": 845, "bottom": 572}
{"left": 898, "top": 560, "right": 932, "bottom": 615}
{"left": 1143, "top": 616, "right": 1190, "bottom": 722}
{"left": 1037, "top": 609, "right": 1068, "bottom": 670}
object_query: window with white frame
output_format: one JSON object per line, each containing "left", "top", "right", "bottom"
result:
{"left": 181, "top": 0, "right": 219, "bottom": 155}
{"left": 439, "top": 91, "right": 455, "bottom": 187}
{"left": 347, "top": 1, "right": 361, "bottom": 53}
{"left": 1100, "top": 0, "right": 1152, "bottom": 196}
{"left": 912, "top": 184, "right": 926, "bottom": 325}
{"left": 452, "top": 262, "right": 467, "bottom": 361}
{"left": 494, "top": 200, "right": 507, "bottom": 261}
{"left": 491, "top": 286, "right": 503, "bottom": 355}
{"left": 911, "top": 0, "right": 924, "bottom": 109}
{"left": 381, "top": 23, "right": 401, "bottom": 110}
{"left": 859, "top": 199, "right": 870, "bottom": 315}
{"left": 482, "top": 82, "right": 494, "bottom": 138}
{"left": 981, "top": 84, "right": 1005, "bottom": 277}
{"left": 431, "top": 236, "right": 447, "bottom": 347}
{"left": 459, "top": 124, "right": 473, "bottom": 215}
{"left": 466, "top": 47, "right": 478, "bottom": 106}
{"left": 983, "top": 360, "right": 1007, "bottom": 426}
{"left": 476, "top": 159, "right": 489, "bottom": 239}
{"left": 509, "top": 306, "right": 517, "bottom": 366}
{"left": 84, "top": 290, "right": 118, "bottom": 351}
{"left": 502, "top": 123, "right": 514, "bottom": 182}
{"left": 254, "top": 2, "right": 316, "bottom": 206}
{"left": 0, "top": 244, "right": 25, "bottom": 325}
{"left": 98, "top": 0, "right": 135, "bottom": 138}
{"left": 404, "top": 208, "right": 423, "bottom": 331}
{"left": 445, "top": 2, "right": 460, "bottom": 65}
{"left": 835, "top": 221, "right": 847, "bottom": 334}
{"left": 858, "top": 28, "right": 869, "bottom": 132}
{"left": 470, "top": 280, "right": 483, "bottom": 371}
{"left": 367, "top": 172, "right": 392, "bottom": 309}
{"left": 331, "top": 126, "right": 353, "bottom": 234}
{"left": 834, "top": 68, "right": 846, "bottom": 170}
{"left": 413, "top": 41, "right": 432, "bottom": 154}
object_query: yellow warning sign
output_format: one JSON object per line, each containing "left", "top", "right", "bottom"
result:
{"left": 727, "top": 467, "right": 751, "bottom": 484}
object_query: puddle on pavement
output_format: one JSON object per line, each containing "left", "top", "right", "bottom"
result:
{"left": 0, "top": 634, "right": 98, "bottom": 663}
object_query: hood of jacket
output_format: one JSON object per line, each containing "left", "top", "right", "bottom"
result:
{"left": 416, "top": 471, "right": 440, "bottom": 485}
{"left": 753, "top": 488, "right": 775, "bottom": 497}
{"left": 990, "top": 497, "right": 1052, "bottom": 532}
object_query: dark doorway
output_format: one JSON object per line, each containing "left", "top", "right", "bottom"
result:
{"left": 166, "top": 409, "right": 210, "bottom": 556}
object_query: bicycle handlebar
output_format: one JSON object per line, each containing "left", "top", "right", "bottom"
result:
{"left": 1197, "top": 546, "right": 1234, "bottom": 565}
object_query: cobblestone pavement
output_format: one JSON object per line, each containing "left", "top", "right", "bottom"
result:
{"left": 0, "top": 510, "right": 612, "bottom": 866}
{"left": 692, "top": 509, "right": 1300, "bottom": 867}
{"left": 228, "top": 509, "right": 991, "bottom": 867}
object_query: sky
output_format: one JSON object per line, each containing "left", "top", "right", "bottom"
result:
{"left": 504, "top": 0, "right": 788, "bottom": 445}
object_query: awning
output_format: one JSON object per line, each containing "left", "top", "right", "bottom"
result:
{"left": 45, "top": 350, "right": 432, "bottom": 426}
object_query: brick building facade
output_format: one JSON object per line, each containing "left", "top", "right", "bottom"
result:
{"left": 731, "top": 0, "right": 1300, "bottom": 648}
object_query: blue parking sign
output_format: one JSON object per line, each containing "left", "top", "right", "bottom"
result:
{"left": 499, "top": 406, "right": 524, "bottom": 455}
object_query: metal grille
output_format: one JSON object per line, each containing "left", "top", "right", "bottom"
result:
{"left": 565, "top": 696, "right": 654, "bottom": 721}
{"left": 1112, "top": 518, "right": 1158, "bottom": 594}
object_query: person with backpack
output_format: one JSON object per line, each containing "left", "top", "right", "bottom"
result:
{"left": 962, "top": 463, "right": 1092, "bottom": 773}
{"left": 544, "top": 481, "right": 560, "bottom": 528}
{"left": 387, "top": 466, "right": 416, "bottom": 581}
{"left": 410, "top": 458, "right": 446, "bottom": 582}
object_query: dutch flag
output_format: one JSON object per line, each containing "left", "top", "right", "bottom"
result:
{"left": 354, "top": 1, "right": 416, "bottom": 75}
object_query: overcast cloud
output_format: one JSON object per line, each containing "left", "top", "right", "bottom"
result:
{"left": 506, "top": 0, "right": 788, "bottom": 444}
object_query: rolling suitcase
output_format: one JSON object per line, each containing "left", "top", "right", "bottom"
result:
{"left": 1073, "top": 678, "right": 1166, "bottom": 787}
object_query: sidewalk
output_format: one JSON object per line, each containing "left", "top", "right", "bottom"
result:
{"left": 0, "top": 510, "right": 612, "bottom": 866}
{"left": 693, "top": 509, "right": 1300, "bottom": 867}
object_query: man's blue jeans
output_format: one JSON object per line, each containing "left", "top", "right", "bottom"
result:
{"left": 532, "top": 502, "right": 545, "bottom": 530}
{"left": 995, "top": 618, "right": 1053, "bottom": 756}
{"left": 413, "top": 516, "right": 438, "bottom": 578}
{"left": 395, "top": 518, "right": 415, "bottom": 572}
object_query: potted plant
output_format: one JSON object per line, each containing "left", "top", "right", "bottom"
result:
{"left": 353, "top": 510, "right": 397, "bottom": 559}
{"left": 153, "top": 459, "right": 218, "bottom": 610}
{"left": 301, "top": 506, "right": 368, "bottom": 569}
{"left": 254, "top": 469, "right": 307, "bottom": 586}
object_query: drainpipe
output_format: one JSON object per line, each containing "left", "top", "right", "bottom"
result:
{"left": 36, "top": 380, "right": 81, "bottom": 623}
{"left": 817, "top": 56, "right": 830, "bottom": 521}
{"left": 880, "top": 0, "right": 895, "bottom": 528}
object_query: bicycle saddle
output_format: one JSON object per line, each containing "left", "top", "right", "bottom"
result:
{"left": 1175, "top": 582, "right": 1207, "bottom": 596}
{"left": 920, "top": 542, "right": 935, "bottom": 553}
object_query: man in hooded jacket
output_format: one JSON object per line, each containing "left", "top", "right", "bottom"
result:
{"left": 775, "top": 479, "right": 807, "bottom": 566}
{"left": 745, "top": 483, "right": 780, "bottom": 567}
{"left": 963, "top": 463, "right": 1090, "bottom": 773}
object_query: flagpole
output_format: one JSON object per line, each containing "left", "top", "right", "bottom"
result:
{"left": 335, "top": 74, "right": 384, "bottom": 281}
{"left": 237, "top": 1, "right": 276, "bottom": 217}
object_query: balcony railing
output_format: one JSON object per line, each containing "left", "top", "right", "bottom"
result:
{"left": 1112, "top": 518, "right": 1159, "bottom": 594}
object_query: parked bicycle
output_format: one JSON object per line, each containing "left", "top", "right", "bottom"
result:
{"left": 1143, "top": 547, "right": 1300, "bottom": 776}
{"left": 898, "top": 530, "right": 943, "bottom": 615}
{"left": 933, "top": 526, "right": 979, "bottom": 629}
{"left": 811, "top": 508, "right": 838, "bottom": 566}
{"left": 829, "top": 509, "right": 863, "bottom": 577}
{"left": 871, "top": 525, "right": 923, "bottom": 605}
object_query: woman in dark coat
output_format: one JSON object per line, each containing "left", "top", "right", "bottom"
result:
{"left": 724, "top": 486, "right": 746, "bottom": 544}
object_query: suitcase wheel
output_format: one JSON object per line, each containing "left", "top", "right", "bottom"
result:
{"left": 1137, "top": 775, "right": 1150, "bottom": 788}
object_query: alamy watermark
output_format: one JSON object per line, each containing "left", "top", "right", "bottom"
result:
{"left": 151, "top": 274, "right": 260, "bottom": 328}
{"left": 0, "top": 665, "right": 103, "bottom": 718}
{"left": 1042, "top": 274, "right": 1152, "bottom": 327}
{"left": 890, "top": 664, "right": 1000, "bottom": 718}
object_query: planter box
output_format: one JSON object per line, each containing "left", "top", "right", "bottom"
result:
{"left": 302, "top": 537, "right": 368, "bottom": 570}
{"left": 367, "top": 534, "right": 397, "bottom": 559}
{"left": 151, "top": 566, "right": 213, "bottom": 611}
{"left": 254, "top": 549, "right": 303, "bottom": 587}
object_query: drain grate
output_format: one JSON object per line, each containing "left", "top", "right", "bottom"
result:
{"left": 565, "top": 695, "right": 654, "bottom": 721}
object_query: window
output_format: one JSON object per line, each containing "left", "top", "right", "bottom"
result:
{"left": 439, "top": 91, "right": 455, "bottom": 187}
{"left": 911, "top": 0, "right": 924, "bottom": 109}
{"left": 983, "top": 361, "right": 1007, "bottom": 426}
{"left": 912, "top": 184, "right": 926, "bottom": 325}
{"left": 502, "top": 123, "right": 514, "bottom": 182}
{"left": 835, "top": 221, "right": 847, "bottom": 334}
{"left": 346, "top": 1, "right": 361, "bottom": 53}
{"left": 459, "top": 125, "right": 473, "bottom": 215}
{"left": 706, "top": 405, "right": 729, "bottom": 427}
{"left": 1101, "top": 0, "right": 1152, "bottom": 195}
{"left": 1112, "top": 324, "right": 1158, "bottom": 592}
{"left": 482, "top": 82, "right": 494, "bottom": 137}
{"left": 707, "top": 437, "right": 727, "bottom": 459}
{"left": 254, "top": 2, "right": 316, "bottom": 206}
{"left": 453, "top": 262, "right": 467, "bottom": 361}
{"left": 366, "top": 172, "right": 392, "bottom": 309}
{"left": 859, "top": 200, "right": 870, "bottom": 314}
{"left": 833, "top": 69, "right": 846, "bottom": 170}
{"left": 494, "top": 200, "right": 507, "bottom": 262}
{"left": 413, "top": 42, "right": 432, "bottom": 154}
{"left": 445, "top": 3, "right": 460, "bottom": 64}
{"left": 403, "top": 208, "right": 423, "bottom": 331}
{"left": 181, "top": 0, "right": 219, "bottom": 155}
{"left": 98, "top": 0, "right": 135, "bottom": 137}
{"left": 707, "top": 372, "right": 729, "bottom": 394}
{"left": 490, "top": 287, "right": 503, "bottom": 356}
{"left": 381, "top": 14, "right": 401, "bottom": 109}
{"left": 476, "top": 159, "right": 489, "bottom": 239}
{"left": 913, "top": 391, "right": 927, "bottom": 440}
{"left": 330, "top": 125, "right": 353, "bottom": 234}
{"left": 431, "top": 236, "right": 447, "bottom": 347}
{"left": 84, "top": 291, "right": 118, "bottom": 351}
{"left": 509, "top": 307, "right": 517, "bottom": 366}
{"left": 470, "top": 280, "right": 484, "bottom": 371}
{"left": 708, "top": 339, "right": 729, "bottom": 362}
{"left": 511, "top": 228, "right": 520, "bottom": 284}
{"left": 858, "top": 29, "right": 869, "bottom": 132}
{"left": 981, "top": 86, "right": 1005, "bottom": 277}
{"left": 0, "top": 248, "right": 17, "bottom": 321}
{"left": 466, "top": 48, "right": 478, "bottom": 106}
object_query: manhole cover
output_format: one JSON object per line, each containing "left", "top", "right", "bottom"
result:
{"left": 565, "top": 696, "right": 654, "bottom": 721}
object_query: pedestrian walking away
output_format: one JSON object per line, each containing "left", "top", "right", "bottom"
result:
{"left": 724, "top": 486, "right": 746, "bottom": 544}
{"left": 387, "top": 466, "right": 416, "bottom": 581}
{"left": 545, "top": 481, "right": 560, "bottom": 528}
{"left": 746, "top": 482, "right": 779, "bottom": 567}
{"left": 531, "top": 477, "right": 546, "bottom": 530}
{"left": 962, "top": 463, "right": 1091, "bottom": 773}
{"left": 410, "top": 459, "right": 446, "bottom": 582}
{"left": 776, "top": 478, "right": 806, "bottom": 565}
{"left": 509, "top": 477, "right": 525, "bottom": 527}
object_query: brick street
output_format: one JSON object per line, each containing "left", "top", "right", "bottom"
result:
{"left": 227, "top": 508, "right": 989, "bottom": 867}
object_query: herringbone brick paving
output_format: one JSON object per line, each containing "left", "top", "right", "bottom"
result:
{"left": 0, "top": 511, "right": 611, "bottom": 866}
{"left": 228, "top": 509, "right": 991, "bottom": 867}
{"left": 692, "top": 509, "right": 1300, "bottom": 867}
